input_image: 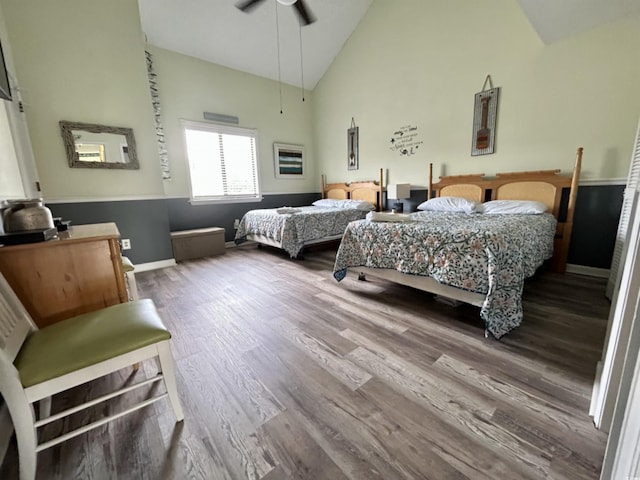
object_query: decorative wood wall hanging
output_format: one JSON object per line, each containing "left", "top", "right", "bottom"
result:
{"left": 471, "top": 75, "right": 500, "bottom": 156}
{"left": 389, "top": 124, "right": 423, "bottom": 156}
{"left": 348, "top": 118, "right": 359, "bottom": 170}
{"left": 145, "top": 50, "right": 171, "bottom": 179}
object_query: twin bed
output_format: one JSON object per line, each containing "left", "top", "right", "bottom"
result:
{"left": 333, "top": 148, "right": 582, "bottom": 338}
{"left": 234, "top": 169, "right": 384, "bottom": 258}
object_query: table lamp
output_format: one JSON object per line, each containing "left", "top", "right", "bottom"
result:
{"left": 387, "top": 184, "right": 411, "bottom": 213}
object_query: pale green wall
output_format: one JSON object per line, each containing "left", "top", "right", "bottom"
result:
{"left": 1, "top": 0, "right": 164, "bottom": 200}
{"left": 3, "top": 0, "right": 639, "bottom": 200}
{"left": 313, "top": 0, "right": 640, "bottom": 186}
{"left": 149, "top": 46, "right": 315, "bottom": 197}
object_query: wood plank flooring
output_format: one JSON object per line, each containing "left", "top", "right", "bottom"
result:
{"left": 0, "top": 243, "right": 611, "bottom": 479}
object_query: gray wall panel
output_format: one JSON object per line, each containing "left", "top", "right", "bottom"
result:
{"left": 44, "top": 185, "right": 622, "bottom": 269}
{"left": 166, "top": 193, "right": 321, "bottom": 242}
{"left": 49, "top": 200, "right": 173, "bottom": 265}
{"left": 568, "top": 184, "right": 624, "bottom": 269}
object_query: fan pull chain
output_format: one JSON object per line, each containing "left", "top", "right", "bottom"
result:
{"left": 275, "top": 0, "right": 283, "bottom": 114}
{"left": 299, "top": 23, "right": 305, "bottom": 102}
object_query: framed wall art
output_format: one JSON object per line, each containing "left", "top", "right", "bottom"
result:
{"left": 274, "top": 143, "right": 305, "bottom": 179}
{"left": 471, "top": 75, "right": 500, "bottom": 156}
{"left": 348, "top": 117, "right": 359, "bottom": 170}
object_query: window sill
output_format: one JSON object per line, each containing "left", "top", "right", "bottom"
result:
{"left": 189, "top": 196, "right": 263, "bottom": 206}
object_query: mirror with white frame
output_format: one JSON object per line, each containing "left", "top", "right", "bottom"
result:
{"left": 60, "top": 120, "right": 139, "bottom": 169}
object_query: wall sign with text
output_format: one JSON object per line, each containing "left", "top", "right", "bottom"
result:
{"left": 389, "top": 124, "right": 423, "bottom": 156}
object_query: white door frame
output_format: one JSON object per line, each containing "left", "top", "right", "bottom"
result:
{"left": 591, "top": 190, "right": 640, "bottom": 432}
{"left": 596, "top": 190, "right": 640, "bottom": 477}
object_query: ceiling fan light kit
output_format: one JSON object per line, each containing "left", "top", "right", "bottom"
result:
{"left": 236, "top": 0, "right": 313, "bottom": 113}
{"left": 236, "top": 0, "right": 316, "bottom": 26}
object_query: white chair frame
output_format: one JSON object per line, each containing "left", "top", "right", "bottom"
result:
{"left": 0, "top": 273, "right": 184, "bottom": 480}
{"left": 121, "top": 256, "right": 139, "bottom": 301}
{"left": 124, "top": 269, "right": 140, "bottom": 301}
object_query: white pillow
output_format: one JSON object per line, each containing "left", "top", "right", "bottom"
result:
{"left": 313, "top": 199, "right": 375, "bottom": 211}
{"left": 477, "top": 200, "right": 548, "bottom": 214}
{"left": 417, "top": 196, "right": 478, "bottom": 214}
{"left": 338, "top": 199, "right": 376, "bottom": 211}
{"left": 312, "top": 199, "right": 340, "bottom": 208}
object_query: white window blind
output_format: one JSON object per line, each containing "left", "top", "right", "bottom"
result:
{"left": 607, "top": 117, "right": 640, "bottom": 299}
{"left": 182, "top": 120, "right": 260, "bottom": 204}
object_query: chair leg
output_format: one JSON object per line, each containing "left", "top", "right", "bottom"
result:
{"left": 156, "top": 342, "right": 184, "bottom": 422}
{"left": 125, "top": 271, "right": 141, "bottom": 375}
{"left": 5, "top": 396, "right": 37, "bottom": 480}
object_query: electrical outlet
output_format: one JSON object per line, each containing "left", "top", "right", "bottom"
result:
{"left": 121, "top": 238, "right": 131, "bottom": 250}
{"left": 234, "top": 219, "right": 240, "bottom": 229}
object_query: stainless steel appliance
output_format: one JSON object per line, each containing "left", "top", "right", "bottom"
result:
{"left": 1, "top": 199, "right": 55, "bottom": 233}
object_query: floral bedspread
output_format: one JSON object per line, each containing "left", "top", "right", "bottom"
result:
{"left": 234, "top": 206, "right": 368, "bottom": 258}
{"left": 333, "top": 211, "right": 556, "bottom": 338}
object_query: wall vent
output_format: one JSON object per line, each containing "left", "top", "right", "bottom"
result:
{"left": 203, "top": 112, "right": 239, "bottom": 124}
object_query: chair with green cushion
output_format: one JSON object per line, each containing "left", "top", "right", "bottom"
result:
{"left": 0, "top": 272, "right": 184, "bottom": 480}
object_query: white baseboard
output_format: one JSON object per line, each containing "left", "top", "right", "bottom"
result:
{"left": 566, "top": 264, "right": 611, "bottom": 279}
{"left": 132, "top": 246, "right": 237, "bottom": 272}
{"left": 0, "top": 403, "right": 13, "bottom": 467}
{"left": 133, "top": 259, "right": 177, "bottom": 272}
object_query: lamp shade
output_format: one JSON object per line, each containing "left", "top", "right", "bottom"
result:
{"left": 387, "top": 183, "right": 411, "bottom": 200}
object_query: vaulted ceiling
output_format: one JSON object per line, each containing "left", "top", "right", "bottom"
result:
{"left": 138, "top": 0, "right": 640, "bottom": 90}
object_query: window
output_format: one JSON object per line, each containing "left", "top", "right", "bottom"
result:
{"left": 182, "top": 120, "right": 261, "bottom": 204}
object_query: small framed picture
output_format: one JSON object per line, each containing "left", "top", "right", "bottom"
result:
{"left": 274, "top": 143, "right": 305, "bottom": 179}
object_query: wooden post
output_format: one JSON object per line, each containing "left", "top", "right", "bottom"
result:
{"left": 428, "top": 163, "right": 433, "bottom": 200}
{"left": 553, "top": 147, "right": 583, "bottom": 273}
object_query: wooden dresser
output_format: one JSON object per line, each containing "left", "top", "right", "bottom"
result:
{"left": 0, "top": 222, "right": 128, "bottom": 328}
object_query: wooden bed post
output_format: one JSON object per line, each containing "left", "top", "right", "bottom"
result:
{"left": 567, "top": 147, "right": 583, "bottom": 223}
{"left": 554, "top": 147, "right": 583, "bottom": 273}
{"left": 321, "top": 174, "right": 326, "bottom": 199}
{"left": 428, "top": 163, "right": 433, "bottom": 200}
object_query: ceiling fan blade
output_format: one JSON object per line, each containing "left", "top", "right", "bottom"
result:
{"left": 235, "top": 0, "right": 265, "bottom": 13}
{"left": 293, "top": 0, "right": 316, "bottom": 26}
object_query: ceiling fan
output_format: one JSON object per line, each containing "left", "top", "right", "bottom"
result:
{"left": 235, "top": 0, "right": 316, "bottom": 26}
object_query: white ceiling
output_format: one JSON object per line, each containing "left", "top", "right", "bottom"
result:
{"left": 138, "top": 0, "right": 373, "bottom": 90}
{"left": 516, "top": 0, "right": 640, "bottom": 44}
{"left": 138, "top": 0, "right": 640, "bottom": 90}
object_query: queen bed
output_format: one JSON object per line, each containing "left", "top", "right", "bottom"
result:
{"left": 333, "top": 148, "right": 582, "bottom": 338}
{"left": 235, "top": 170, "right": 384, "bottom": 258}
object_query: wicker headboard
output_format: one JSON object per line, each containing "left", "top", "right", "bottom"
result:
{"left": 428, "top": 163, "right": 489, "bottom": 203}
{"left": 490, "top": 148, "right": 582, "bottom": 273}
{"left": 321, "top": 168, "right": 384, "bottom": 211}
{"left": 426, "top": 147, "right": 583, "bottom": 273}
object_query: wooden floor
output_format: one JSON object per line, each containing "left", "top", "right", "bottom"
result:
{"left": 1, "top": 244, "right": 611, "bottom": 479}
